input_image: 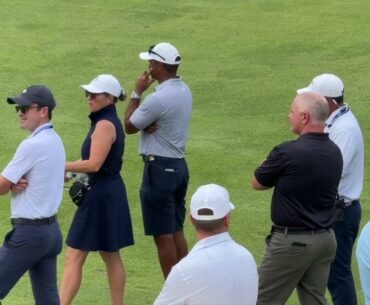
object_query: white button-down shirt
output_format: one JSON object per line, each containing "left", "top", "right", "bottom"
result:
{"left": 154, "top": 232, "right": 258, "bottom": 305}
{"left": 1, "top": 123, "right": 66, "bottom": 218}
{"left": 325, "top": 104, "right": 364, "bottom": 201}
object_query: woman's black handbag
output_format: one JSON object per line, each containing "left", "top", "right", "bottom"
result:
{"left": 69, "top": 181, "right": 89, "bottom": 207}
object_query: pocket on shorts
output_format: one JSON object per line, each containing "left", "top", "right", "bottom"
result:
{"left": 148, "top": 163, "right": 177, "bottom": 191}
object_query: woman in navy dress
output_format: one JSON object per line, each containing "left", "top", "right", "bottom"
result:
{"left": 60, "top": 74, "right": 134, "bottom": 305}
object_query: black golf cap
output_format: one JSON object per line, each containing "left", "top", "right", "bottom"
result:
{"left": 7, "top": 85, "right": 56, "bottom": 110}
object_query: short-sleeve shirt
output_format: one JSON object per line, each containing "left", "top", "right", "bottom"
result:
{"left": 324, "top": 105, "right": 364, "bottom": 202}
{"left": 154, "top": 232, "right": 258, "bottom": 305}
{"left": 1, "top": 123, "right": 66, "bottom": 218}
{"left": 130, "top": 78, "right": 192, "bottom": 158}
{"left": 254, "top": 133, "right": 343, "bottom": 229}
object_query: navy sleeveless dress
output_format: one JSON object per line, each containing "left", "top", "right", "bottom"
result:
{"left": 66, "top": 105, "right": 134, "bottom": 251}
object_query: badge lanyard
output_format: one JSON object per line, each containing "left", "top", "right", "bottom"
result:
{"left": 31, "top": 125, "right": 53, "bottom": 137}
{"left": 326, "top": 106, "right": 349, "bottom": 128}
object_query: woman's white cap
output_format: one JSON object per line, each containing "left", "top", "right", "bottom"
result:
{"left": 81, "top": 74, "right": 126, "bottom": 98}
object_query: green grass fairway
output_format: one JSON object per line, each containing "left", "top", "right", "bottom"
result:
{"left": 0, "top": 0, "right": 369, "bottom": 304}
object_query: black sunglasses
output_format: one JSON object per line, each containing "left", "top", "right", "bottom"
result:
{"left": 148, "top": 45, "right": 166, "bottom": 61}
{"left": 85, "top": 91, "right": 107, "bottom": 99}
{"left": 15, "top": 105, "right": 41, "bottom": 114}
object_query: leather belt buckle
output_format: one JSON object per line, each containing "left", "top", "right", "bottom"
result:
{"left": 142, "top": 155, "right": 155, "bottom": 162}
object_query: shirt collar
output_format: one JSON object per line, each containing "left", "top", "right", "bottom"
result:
{"left": 89, "top": 104, "right": 116, "bottom": 122}
{"left": 191, "top": 232, "right": 232, "bottom": 253}
{"left": 325, "top": 103, "right": 349, "bottom": 128}
{"left": 155, "top": 77, "right": 182, "bottom": 91}
{"left": 29, "top": 122, "right": 53, "bottom": 138}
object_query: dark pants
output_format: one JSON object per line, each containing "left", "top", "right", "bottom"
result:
{"left": 328, "top": 201, "right": 361, "bottom": 305}
{"left": 0, "top": 222, "right": 62, "bottom": 305}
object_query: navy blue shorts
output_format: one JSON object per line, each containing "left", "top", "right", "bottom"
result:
{"left": 140, "top": 156, "right": 189, "bottom": 236}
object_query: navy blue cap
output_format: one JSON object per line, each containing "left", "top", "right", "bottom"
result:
{"left": 7, "top": 85, "right": 56, "bottom": 110}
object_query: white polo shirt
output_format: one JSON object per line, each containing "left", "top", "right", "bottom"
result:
{"left": 324, "top": 104, "right": 364, "bottom": 202}
{"left": 130, "top": 77, "right": 192, "bottom": 158}
{"left": 154, "top": 232, "right": 258, "bottom": 305}
{"left": 1, "top": 123, "right": 66, "bottom": 218}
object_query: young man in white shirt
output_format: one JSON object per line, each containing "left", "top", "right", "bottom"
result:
{"left": 0, "top": 85, "right": 66, "bottom": 305}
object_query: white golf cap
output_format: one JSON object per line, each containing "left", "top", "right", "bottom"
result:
{"left": 81, "top": 74, "right": 125, "bottom": 98}
{"left": 190, "top": 184, "right": 235, "bottom": 221}
{"left": 297, "top": 74, "right": 344, "bottom": 98}
{"left": 139, "top": 42, "right": 181, "bottom": 65}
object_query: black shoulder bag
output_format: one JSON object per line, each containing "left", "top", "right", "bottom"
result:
{"left": 69, "top": 181, "right": 90, "bottom": 207}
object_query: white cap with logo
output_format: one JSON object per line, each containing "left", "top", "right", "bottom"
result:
{"left": 297, "top": 73, "right": 344, "bottom": 98}
{"left": 139, "top": 42, "right": 181, "bottom": 65}
{"left": 190, "top": 184, "right": 235, "bottom": 221}
{"left": 81, "top": 74, "right": 126, "bottom": 99}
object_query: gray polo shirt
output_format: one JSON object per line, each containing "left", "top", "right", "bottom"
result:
{"left": 130, "top": 77, "right": 192, "bottom": 158}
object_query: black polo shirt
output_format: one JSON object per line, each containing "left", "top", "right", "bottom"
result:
{"left": 254, "top": 133, "right": 343, "bottom": 229}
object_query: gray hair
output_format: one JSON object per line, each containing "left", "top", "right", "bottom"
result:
{"left": 298, "top": 92, "right": 329, "bottom": 123}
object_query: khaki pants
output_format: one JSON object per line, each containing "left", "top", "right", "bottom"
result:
{"left": 258, "top": 229, "right": 336, "bottom": 305}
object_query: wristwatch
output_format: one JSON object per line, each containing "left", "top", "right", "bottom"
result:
{"left": 131, "top": 91, "right": 141, "bottom": 100}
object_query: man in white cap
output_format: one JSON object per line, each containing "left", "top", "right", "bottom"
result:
{"left": 124, "top": 42, "right": 193, "bottom": 278}
{"left": 297, "top": 74, "right": 364, "bottom": 305}
{"left": 153, "top": 183, "right": 258, "bottom": 305}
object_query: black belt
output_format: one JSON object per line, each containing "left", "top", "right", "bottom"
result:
{"left": 271, "top": 225, "right": 331, "bottom": 235}
{"left": 142, "top": 155, "right": 183, "bottom": 162}
{"left": 11, "top": 215, "right": 57, "bottom": 226}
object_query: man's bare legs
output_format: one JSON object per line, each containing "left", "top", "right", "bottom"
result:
{"left": 154, "top": 230, "right": 188, "bottom": 278}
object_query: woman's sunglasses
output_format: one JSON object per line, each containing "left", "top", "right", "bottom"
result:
{"left": 85, "top": 92, "right": 108, "bottom": 99}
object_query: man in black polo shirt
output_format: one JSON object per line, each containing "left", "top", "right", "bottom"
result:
{"left": 252, "top": 92, "right": 343, "bottom": 305}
